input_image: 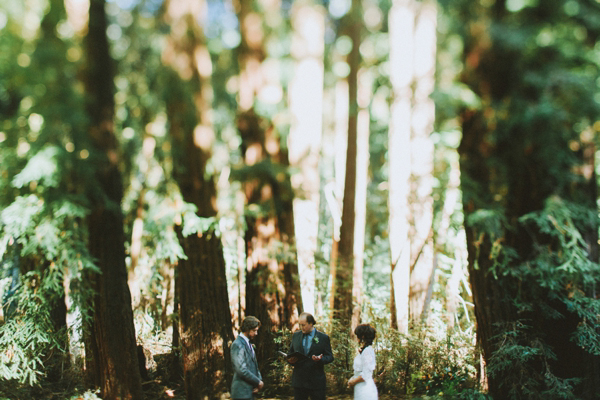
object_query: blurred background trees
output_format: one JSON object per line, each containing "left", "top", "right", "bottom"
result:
{"left": 0, "top": 0, "right": 599, "bottom": 398}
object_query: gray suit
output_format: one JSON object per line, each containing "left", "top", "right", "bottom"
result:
{"left": 231, "top": 335, "right": 262, "bottom": 399}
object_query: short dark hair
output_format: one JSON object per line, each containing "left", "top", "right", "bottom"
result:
{"left": 299, "top": 312, "right": 316, "bottom": 325}
{"left": 241, "top": 316, "right": 261, "bottom": 333}
{"left": 354, "top": 324, "right": 376, "bottom": 347}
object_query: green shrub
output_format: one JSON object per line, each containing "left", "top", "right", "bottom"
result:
{"left": 368, "top": 321, "right": 479, "bottom": 397}
{"left": 264, "top": 318, "right": 482, "bottom": 397}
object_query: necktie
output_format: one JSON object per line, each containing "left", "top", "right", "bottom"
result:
{"left": 303, "top": 334, "right": 310, "bottom": 354}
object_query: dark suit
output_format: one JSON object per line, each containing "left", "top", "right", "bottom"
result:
{"left": 288, "top": 329, "right": 334, "bottom": 400}
{"left": 231, "top": 335, "right": 262, "bottom": 399}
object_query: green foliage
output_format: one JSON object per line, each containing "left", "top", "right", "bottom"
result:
{"left": 375, "top": 323, "right": 478, "bottom": 398}
{"left": 487, "top": 321, "right": 581, "bottom": 400}
{"left": 263, "top": 319, "right": 480, "bottom": 397}
{"left": 0, "top": 0, "right": 98, "bottom": 385}
{"left": 469, "top": 196, "right": 600, "bottom": 398}
{"left": 262, "top": 328, "right": 295, "bottom": 397}
{"left": 181, "top": 209, "right": 218, "bottom": 238}
{"left": 0, "top": 189, "right": 96, "bottom": 385}
{"left": 439, "top": 0, "right": 600, "bottom": 397}
{"left": 11, "top": 146, "right": 62, "bottom": 189}
{"left": 0, "top": 276, "right": 65, "bottom": 386}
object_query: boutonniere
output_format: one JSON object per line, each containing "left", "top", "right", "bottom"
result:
{"left": 251, "top": 344, "right": 256, "bottom": 351}
{"left": 313, "top": 337, "right": 319, "bottom": 344}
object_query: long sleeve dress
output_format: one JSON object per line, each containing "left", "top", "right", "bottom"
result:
{"left": 352, "top": 345, "right": 378, "bottom": 399}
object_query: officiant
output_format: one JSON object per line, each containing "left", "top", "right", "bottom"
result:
{"left": 286, "top": 312, "right": 334, "bottom": 400}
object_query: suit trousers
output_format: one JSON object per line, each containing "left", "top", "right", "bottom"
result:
{"left": 293, "top": 387, "right": 326, "bottom": 400}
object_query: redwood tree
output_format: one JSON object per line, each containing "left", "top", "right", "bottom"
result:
{"left": 82, "top": 0, "right": 142, "bottom": 397}
{"left": 333, "top": 0, "right": 362, "bottom": 327}
{"left": 234, "top": 0, "right": 303, "bottom": 367}
{"left": 161, "top": 0, "right": 235, "bottom": 396}
{"left": 388, "top": 0, "right": 415, "bottom": 333}
{"left": 450, "top": 0, "right": 600, "bottom": 397}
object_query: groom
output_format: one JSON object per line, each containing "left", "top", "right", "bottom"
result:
{"left": 231, "top": 316, "right": 264, "bottom": 399}
{"left": 287, "top": 312, "right": 334, "bottom": 400}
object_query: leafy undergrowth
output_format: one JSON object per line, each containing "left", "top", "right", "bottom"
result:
{"left": 0, "top": 352, "right": 186, "bottom": 400}
{"left": 0, "top": 349, "right": 483, "bottom": 400}
{"left": 0, "top": 319, "right": 487, "bottom": 399}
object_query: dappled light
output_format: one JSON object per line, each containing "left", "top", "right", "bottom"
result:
{"left": 0, "top": 0, "right": 599, "bottom": 398}
{"left": 65, "top": 0, "right": 89, "bottom": 35}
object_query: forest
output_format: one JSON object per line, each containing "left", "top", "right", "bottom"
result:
{"left": 0, "top": 0, "right": 600, "bottom": 399}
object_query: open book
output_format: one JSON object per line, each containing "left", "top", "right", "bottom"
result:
{"left": 278, "top": 350, "right": 309, "bottom": 362}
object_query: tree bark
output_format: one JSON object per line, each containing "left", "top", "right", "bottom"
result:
{"left": 388, "top": 0, "right": 414, "bottom": 334}
{"left": 327, "top": 81, "right": 348, "bottom": 316}
{"left": 82, "top": 0, "right": 142, "bottom": 398}
{"left": 238, "top": 113, "right": 301, "bottom": 364}
{"left": 408, "top": 0, "right": 436, "bottom": 323}
{"left": 458, "top": 1, "right": 600, "bottom": 396}
{"left": 352, "top": 104, "right": 369, "bottom": 330}
{"left": 162, "top": 0, "right": 235, "bottom": 396}
{"left": 288, "top": 1, "right": 325, "bottom": 316}
{"left": 333, "top": 0, "right": 362, "bottom": 327}
{"left": 235, "top": 0, "right": 303, "bottom": 367}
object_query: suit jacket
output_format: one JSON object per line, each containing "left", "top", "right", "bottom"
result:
{"left": 231, "top": 335, "right": 262, "bottom": 399}
{"left": 288, "top": 329, "right": 334, "bottom": 389}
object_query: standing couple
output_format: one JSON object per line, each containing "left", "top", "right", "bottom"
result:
{"left": 230, "top": 312, "right": 378, "bottom": 399}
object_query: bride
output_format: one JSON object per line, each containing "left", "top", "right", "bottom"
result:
{"left": 347, "top": 324, "right": 378, "bottom": 399}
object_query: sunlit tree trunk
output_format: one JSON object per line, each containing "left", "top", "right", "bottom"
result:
{"left": 327, "top": 80, "right": 348, "bottom": 315}
{"left": 238, "top": 114, "right": 301, "bottom": 365}
{"left": 352, "top": 69, "right": 371, "bottom": 329}
{"left": 82, "top": 0, "right": 142, "bottom": 397}
{"left": 332, "top": 0, "right": 362, "bottom": 327}
{"left": 388, "top": 0, "right": 414, "bottom": 334}
{"left": 439, "top": 162, "right": 464, "bottom": 330}
{"left": 162, "top": 0, "right": 234, "bottom": 396}
{"left": 280, "top": 150, "right": 304, "bottom": 332}
{"left": 288, "top": 2, "right": 325, "bottom": 316}
{"left": 235, "top": 0, "right": 264, "bottom": 113}
{"left": 159, "top": 261, "right": 175, "bottom": 332}
{"left": 408, "top": 0, "right": 436, "bottom": 323}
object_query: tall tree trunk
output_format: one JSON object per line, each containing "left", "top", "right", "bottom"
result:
{"left": 327, "top": 81, "right": 348, "bottom": 315}
{"left": 352, "top": 96, "right": 370, "bottom": 330}
{"left": 457, "top": 1, "right": 600, "bottom": 397}
{"left": 408, "top": 0, "right": 436, "bottom": 323}
{"left": 235, "top": 0, "right": 265, "bottom": 113}
{"left": 238, "top": 114, "right": 300, "bottom": 365}
{"left": 288, "top": 1, "right": 325, "bottom": 316}
{"left": 333, "top": 0, "right": 362, "bottom": 327}
{"left": 162, "top": 0, "right": 235, "bottom": 396}
{"left": 388, "top": 0, "right": 414, "bottom": 334}
{"left": 82, "top": 0, "right": 142, "bottom": 398}
{"left": 439, "top": 163, "right": 464, "bottom": 330}
{"left": 235, "top": 0, "right": 302, "bottom": 367}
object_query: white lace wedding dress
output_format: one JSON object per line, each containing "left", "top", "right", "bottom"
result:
{"left": 352, "top": 345, "right": 378, "bottom": 399}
